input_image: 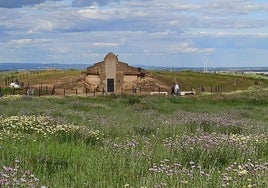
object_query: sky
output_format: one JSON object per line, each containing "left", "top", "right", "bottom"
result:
{"left": 0, "top": 0, "right": 268, "bottom": 67}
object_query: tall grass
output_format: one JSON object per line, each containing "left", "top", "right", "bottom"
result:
{"left": 1, "top": 88, "right": 268, "bottom": 187}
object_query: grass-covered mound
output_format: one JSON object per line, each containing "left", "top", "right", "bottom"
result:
{"left": 1, "top": 69, "right": 268, "bottom": 96}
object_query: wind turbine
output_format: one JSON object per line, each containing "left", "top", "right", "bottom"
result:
{"left": 203, "top": 57, "right": 208, "bottom": 73}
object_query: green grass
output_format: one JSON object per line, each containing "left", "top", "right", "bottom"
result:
{"left": 1, "top": 87, "right": 268, "bottom": 187}
{"left": 1, "top": 70, "right": 268, "bottom": 187}
{"left": 153, "top": 70, "right": 268, "bottom": 93}
{"left": 1, "top": 69, "right": 268, "bottom": 95}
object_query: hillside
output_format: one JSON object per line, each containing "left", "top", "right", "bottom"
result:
{"left": 0, "top": 69, "right": 268, "bottom": 96}
{"left": 153, "top": 70, "right": 268, "bottom": 94}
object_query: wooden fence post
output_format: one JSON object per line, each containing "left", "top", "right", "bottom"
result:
{"left": 201, "top": 86, "right": 205, "bottom": 92}
{"left": 52, "top": 86, "right": 55, "bottom": 95}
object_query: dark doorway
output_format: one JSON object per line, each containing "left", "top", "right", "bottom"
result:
{"left": 107, "top": 79, "right": 114, "bottom": 92}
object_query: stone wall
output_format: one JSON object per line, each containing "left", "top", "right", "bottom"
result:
{"left": 84, "top": 52, "right": 140, "bottom": 93}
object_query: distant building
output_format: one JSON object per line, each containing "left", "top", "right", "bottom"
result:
{"left": 84, "top": 52, "right": 144, "bottom": 93}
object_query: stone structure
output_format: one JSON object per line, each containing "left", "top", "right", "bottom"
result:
{"left": 84, "top": 52, "right": 144, "bottom": 93}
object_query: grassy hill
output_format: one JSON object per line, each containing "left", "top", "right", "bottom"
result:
{"left": 0, "top": 69, "right": 84, "bottom": 95}
{"left": 0, "top": 69, "right": 268, "bottom": 96}
{"left": 153, "top": 70, "right": 268, "bottom": 93}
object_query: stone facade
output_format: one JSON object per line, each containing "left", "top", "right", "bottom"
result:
{"left": 84, "top": 52, "right": 143, "bottom": 93}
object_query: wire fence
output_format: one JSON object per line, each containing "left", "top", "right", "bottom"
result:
{"left": 0, "top": 80, "right": 246, "bottom": 97}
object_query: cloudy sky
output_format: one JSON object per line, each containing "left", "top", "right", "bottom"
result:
{"left": 0, "top": 0, "right": 268, "bottom": 67}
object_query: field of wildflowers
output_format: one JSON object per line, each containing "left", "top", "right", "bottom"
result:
{"left": 0, "top": 88, "right": 268, "bottom": 187}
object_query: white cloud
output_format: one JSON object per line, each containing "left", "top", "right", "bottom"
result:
{"left": 169, "top": 42, "right": 214, "bottom": 54}
{"left": 29, "top": 19, "right": 54, "bottom": 33}
{"left": 8, "top": 38, "right": 49, "bottom": 46}
{"left": 77, "top": 7, "right": 104, "bottom": 19}
{"left": 192, "top": 29, "right": 268, "bottom": 38}
{"left": 93, "top": 42, "right": 120, "bottom": 47}
{"left": 9, "top": 39, "right": 33, "bottom": 45}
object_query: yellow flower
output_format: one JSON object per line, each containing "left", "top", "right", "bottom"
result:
{"left": 239, "top": 169, "right": 248, "bottom": 175}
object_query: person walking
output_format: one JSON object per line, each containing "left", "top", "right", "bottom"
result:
{"left": 174, "top": 82, "right": 180, "bottom": 95}
{"left": 171, "top": 82, "right": 175, "bottom": 95}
